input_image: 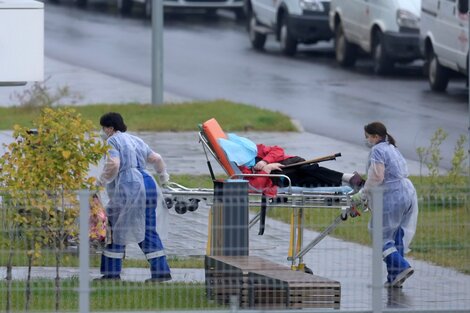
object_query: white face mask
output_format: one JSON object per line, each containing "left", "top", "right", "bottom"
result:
{"left": 99, "top": 129, "right": 108, "bottom": 141}
{"left": 364, "top": 139, "right": 374, "bottom": 148}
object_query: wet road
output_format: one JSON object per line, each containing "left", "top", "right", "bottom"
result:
{"left": 44, "top": 2, "right": 468, "bottom": 170}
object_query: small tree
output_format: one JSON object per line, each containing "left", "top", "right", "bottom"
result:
{"left": 11, "top": 79, "right": 82, "bottom": 108}
{"left": 0, "top": 107, "right": 107, "bottom": 311}
{"left": 416, "top": 128, "right": 448, "bottom": 191}
{"left": 448, "top": 134, "right": 468, "bottom": 186}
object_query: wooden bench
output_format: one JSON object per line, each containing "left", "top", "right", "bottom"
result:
{"left": 246, "top": 269, "right": 341, "bottom": 309}
{"left": 205, "top": 255, "right": 289, "bottom": 305}
{"left": 205, "top": 255, "right": 341, "bottom": 309}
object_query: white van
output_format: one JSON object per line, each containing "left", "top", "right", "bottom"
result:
{"left": 420, "top": 0, "right": 468, "bottom": 92}
{"left": 245, "top": 0, "right": 333, "bottom": 56}
{"left": 329, "top": 0, "right": 422, "bottom": 74}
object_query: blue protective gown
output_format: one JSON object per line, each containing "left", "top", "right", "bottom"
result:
{"left": 99, "top": 131, "right": 170, "bottom": 279}
{"left": 105, "top": 132, "right": 150, "bottom": 245}
{"left": 365, "top": 141, "right": 419, "bottom": 254}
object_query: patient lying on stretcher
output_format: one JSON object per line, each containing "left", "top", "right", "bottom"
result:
{"left": 219, "top": 133, "right": 365, "bottom": 197}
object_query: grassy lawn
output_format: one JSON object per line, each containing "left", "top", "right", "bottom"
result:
{"left": 0, "top": 279, "right": 221, "bottom": 311}
{"left": 0, "top": 246, "right": 204, "bottom": 269}
{"left": 0, "top": 101, "right": 297, "bottom": 132}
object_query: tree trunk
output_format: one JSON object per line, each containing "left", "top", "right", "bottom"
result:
{"left": 55, "top": 243, "right": 61, "bottom": 312}
{"left": 55, "top": 194, "right": 65, "bottom": 312}
{"left": 5, "top": 242, "right": 14, "bottom": 313}
{"left": 25, "top": 254, "right": 32, "bottom": 312}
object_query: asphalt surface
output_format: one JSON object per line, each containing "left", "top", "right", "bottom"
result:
{"left": 40, "top": 2, "right": 469, "bottom": 172}
{"left": 0, "top": 56, "right": 468, "bottom": 311}
{"left": 0, "top": 58, "right": 430, "bottom": 176}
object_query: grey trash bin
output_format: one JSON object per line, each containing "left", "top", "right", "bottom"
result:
{"left": 210, "top": 179, "right": 249, "bottom": 256}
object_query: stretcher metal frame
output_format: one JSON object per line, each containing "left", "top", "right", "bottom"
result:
{"left": 162, "top": 119, "right": 360, "bottom": 271}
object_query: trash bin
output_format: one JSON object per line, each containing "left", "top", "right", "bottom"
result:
{"left": 210, "top": 179, "right": 249, "bottom": 256}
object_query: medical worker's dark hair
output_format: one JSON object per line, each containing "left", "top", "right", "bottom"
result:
{"left": 100, "top": 112, "right": 127, "bottom": 132}
{"left": 364, "top": 121, "right": 396, "bottom": 147}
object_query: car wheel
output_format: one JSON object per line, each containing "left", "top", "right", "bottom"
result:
{"left": 144, "top": 0, "right": 152, "bottom": 19}
{"left": 75, "top": 0, "right": 87, "bottom": 7}
{"left": 117, "top": 0, "right": 133, "bottom": 15}
{"left": 428, "top": 52, "right": 450, "bottom": 92}
{"left": 373, "top": 31, "right": 393, "bottom": 75}
{"left": 248, "top": 13, "right": 266, "bottom": 51}
{"left": 234, "top": 8, "right": 245, "bottom": 21}
{"left": 280, "top": 15, "right": 297, "bottom": 56}
{"left": 244, "top": 0, "right": 252, "bottom": 30}
{"left": 205, "top": 8, "right": 218, "bottom": 18}
{"left": 334, "top": 21, "right": 357, "bottom": 67}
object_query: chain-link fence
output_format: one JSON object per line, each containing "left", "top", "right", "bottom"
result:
{"left": 0, "top": 183, "right": 469, "bottom": 313}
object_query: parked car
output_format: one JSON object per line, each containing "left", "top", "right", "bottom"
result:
{"left": 244, "top": 0, "right": 333, "bottom": 56}
{"left": 329, "top": 0, "right": 422, "bottom": 75}
{"left": 118, "top": 0, "right": 245, "bottom": 19}
{"left": 420, "top": 0, "right": 469, "bottom": 92}
{"left": 49, "top": 0, "right": 244, "bottom": 18}
{"left": 47, "top": 0, "right": 89, "bottom": 7}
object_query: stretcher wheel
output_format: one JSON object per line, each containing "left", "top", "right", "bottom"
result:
{"left": 274, "top": 196, "right": 288, "bottom": 203}
{"left": 165, "top": 197, "right": 174, "bottom": 209}
{"left": 174, "top": 201, "right": 188, "bottom": 214}
{"left": 187, "top": 199, "right": 200, "bottom": 212}
{"left": 325, "top": 197, "right": 340, "bottom": 206}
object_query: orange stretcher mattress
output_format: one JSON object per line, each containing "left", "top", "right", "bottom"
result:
{"left": 201, "top": 118, "right": 235, "bottom": 176}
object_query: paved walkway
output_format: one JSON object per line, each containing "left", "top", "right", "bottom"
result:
{"left": 0, "top": 130, "right": 429, "bottom": 178}
{"left": 0, "top": 56, "right": 468, "bottom": 311}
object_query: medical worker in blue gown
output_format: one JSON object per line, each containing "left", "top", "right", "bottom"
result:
{"left": 95, "top": 112, "right": 171, "bottom": 282}
{"left": 358, "top": 121, "right": 418, "bottom": 288}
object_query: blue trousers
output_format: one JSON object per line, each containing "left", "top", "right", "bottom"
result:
{"left": 383, "top": 227, "right": 410, "bottom": 282}
{"left": 100, "top": 171, "right": 171, "bottom": 279}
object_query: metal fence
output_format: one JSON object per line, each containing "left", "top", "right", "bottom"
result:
{"left": 0, "top": 184, "right": 469, "bottom": 313}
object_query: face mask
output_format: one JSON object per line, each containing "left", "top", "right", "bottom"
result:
{"left": 364, "top": 139, "right": 374, "bottom": 148}
{"left": 99, "top": 129, "right": 108, "bottom": 141}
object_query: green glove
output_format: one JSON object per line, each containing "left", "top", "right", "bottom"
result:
{"left": 351, "top": 190, "right": 368, "bottom": 213}
{"left": 351, "top": 192, "right": 362, "bottom": 204}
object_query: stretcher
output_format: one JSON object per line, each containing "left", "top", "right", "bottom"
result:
{"left": 162, "top": 118, "right": 361, "bottom": 271}
{"left": 162, "top": 181, "right": 213, "bottom": 214}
